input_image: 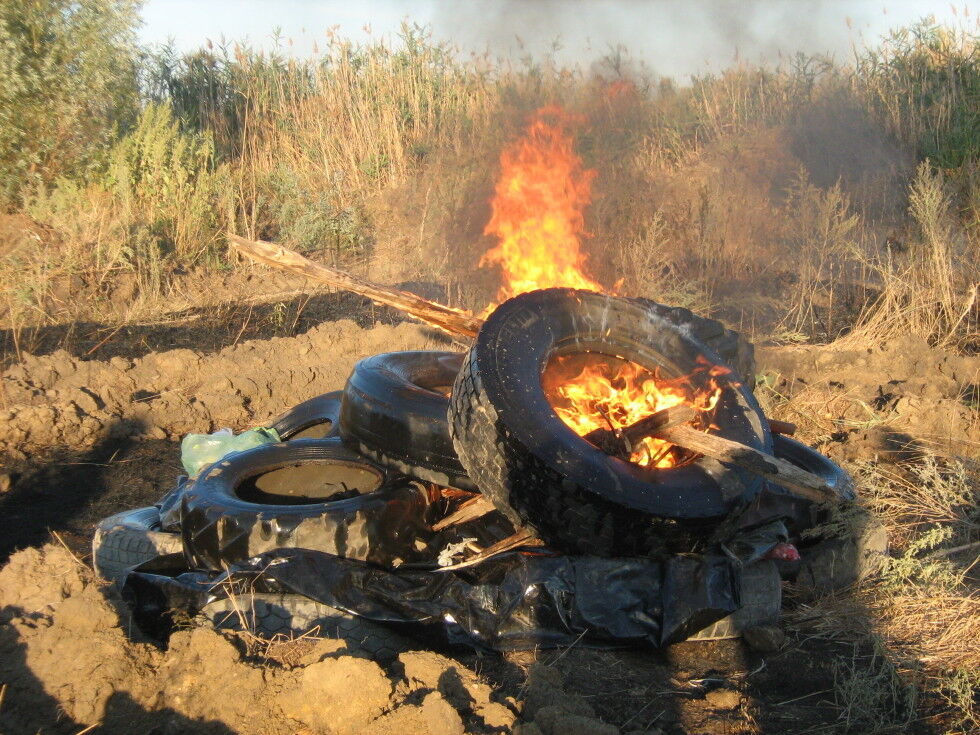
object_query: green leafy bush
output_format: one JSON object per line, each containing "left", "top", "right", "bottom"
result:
{"left": 105, "top": 101, "right": 227, "bottom": 260}
{"left": 857, "top": 19, "right": 980, "bottom": 168}
{"left": 0, "top": 0, "right": 141, "bottom": 205}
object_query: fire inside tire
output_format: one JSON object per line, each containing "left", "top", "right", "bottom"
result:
{"left": 449, "top": 288, "right": 772, "bottom": 556}
{"left": 338, "top": 298, "right": 754, "bottom": 493}
{"left": 632, "top": 298, "right": 756, "bottom": 387}
{"left": 180, "top": 438, "right": 437, "bottom": 570}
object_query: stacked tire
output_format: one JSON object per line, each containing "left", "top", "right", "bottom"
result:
{"left": 94, "top": 390, "right": 352, "bottom": 581}
{"left": 93, "top": 290, "right": 853, "bottom": 644}
{"left": 94, "top": 391, "right": 427, "bottom": 646}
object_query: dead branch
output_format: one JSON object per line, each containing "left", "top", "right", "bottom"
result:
{"left": 435, "top": 528, "right": 544, "bottom": 571}
{"left": 227, "top": 233, "right": 482, "bottom": 337}
{"left": 432, "top": 495, "right": 496, "bottom": 531}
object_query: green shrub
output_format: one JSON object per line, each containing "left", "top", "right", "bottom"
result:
{"left": 0, "top": 0, "right": 141, "bottom": 205}
{"left": 857, "top": 19, "right": 980, "bottom": 168}
{"left": 104, "top": 101, "right": 228, "bottom": 261}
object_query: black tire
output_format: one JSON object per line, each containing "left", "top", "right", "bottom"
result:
{"left": 92, "top": 507, "right": 183, "bottom": 585}
{"left": 449, "top": 289, "right": 772, "bottom": 556}
{"left": 156, "top": 392, "right": 342, "bottom": 532}
{"left": 772, "top": 434, "right": 855, "bottom": 501}
{"left": 180, "top": 438, "right": 438, "bottom": 570}
{"left": 270, "top": 390, "right": 342, "bottom": 440}
{"left": 632, "top": 299, "right": 756, "bottom": 387}
{"left": 339, "top": 305, "right": 753, "bottom": 493}
{"left": 685, "top": 560, "right": 781, "bottom": 641}
{"left": 339, "top": 352, "right": 474, "bottom": 490}
{"left": 201, "top": 592, "right": 414, "bottom": 662}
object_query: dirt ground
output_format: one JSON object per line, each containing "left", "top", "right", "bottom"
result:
{"left": 0, "top": 307, "right": 976, "bottom": 734}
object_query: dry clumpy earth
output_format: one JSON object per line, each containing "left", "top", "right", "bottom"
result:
{"left": 0, "top": 312, "right": 977, "bottom": 734}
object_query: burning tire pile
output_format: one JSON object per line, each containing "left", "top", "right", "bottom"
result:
{"left": 94, "top": 287, "right": 856, "bottom": 652}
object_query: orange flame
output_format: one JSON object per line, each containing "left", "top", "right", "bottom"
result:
{"left": 481, "top": 105, "right": 724, "bottom": 468}
{"left": 481, "top": 105, "right": 602, "bottom": 303}
{"left": 543, "top": 354, "right": 724, "bottom": 468}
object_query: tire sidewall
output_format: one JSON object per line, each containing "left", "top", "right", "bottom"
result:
{"left": 458, "top": 289, "right": 772, "bottom": 519}
{"left": 340, "top": 351, "right": 472, "bottom": 489}
{"left": 271, "top": 390, "right": 343, "bottom": 440}
{"left": 180, "top": 438, "right": 436, "bottom": 569}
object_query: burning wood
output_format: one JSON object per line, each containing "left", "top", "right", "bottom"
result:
{"left": 544, "top": 353, "right": 724, "bottom": 468}
{"left": 584, "top": 404, "right": 697, "bottom": 458}
{"left": 656, "top": 423, "right": 837, "bottom": 503}
{"left": 229, "top": 105, "right": 837, "bottom": 512}
{"left": 585, "top": 404, "right": 834, "bottom": 503}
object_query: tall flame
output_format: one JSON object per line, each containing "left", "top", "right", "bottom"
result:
{"left": 481, "top": 105, "right": 723, "bottom": 469}
{"left": 481, "top": 105, "right": 602, "bottom": 303}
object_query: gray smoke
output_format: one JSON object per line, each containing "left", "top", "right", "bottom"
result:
{"left": 431, "top": 0, "right": 891, "bottom": 79}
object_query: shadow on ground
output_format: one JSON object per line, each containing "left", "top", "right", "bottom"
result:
{"left": 0, "top": 419, "right": 179, "bottom": 563}
{"left": 0, "top": 290, "right": 429, "bottom": 368}
{"left": 0, "top": 627, "right": 236, "bottom": 735}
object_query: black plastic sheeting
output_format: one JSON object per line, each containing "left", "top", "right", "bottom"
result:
{"left": 132, "top": 475, "right": 793, "bottom": 652}
{"left": 127, "top": 548, "right": 753, "bottom": 651}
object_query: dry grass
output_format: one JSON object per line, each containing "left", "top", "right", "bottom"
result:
{"left": 785, "top": 453, "right": 980, "bottom": 731}
{"left": 2, "top": 19, "right": 978, "bottom": 352}
{"left": 838, "top": 161, "right": 980, "bottom": 350}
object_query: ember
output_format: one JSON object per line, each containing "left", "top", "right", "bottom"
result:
{"left": 543, "top": 352, "right": 723, "bottom": 468}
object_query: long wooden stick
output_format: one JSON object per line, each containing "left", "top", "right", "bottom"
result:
{"left": 230, "top": 233, "right": 834, "bottom": 503}
{"left": 227, "top": 233, "right": 482, "bottom": 337}
{"left": 656, "top": 424, "right": 837, "bottom": 503}
{"left": 588, "top": 405, "right": 835, "bottom": 503}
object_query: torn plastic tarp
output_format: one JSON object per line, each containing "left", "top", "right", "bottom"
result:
{"left": 126, "top": 549, "right": 740, "bottom": 650}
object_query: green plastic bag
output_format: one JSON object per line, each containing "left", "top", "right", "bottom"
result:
{"left": 180, "top": 427, "right": 281, "bottom": 477}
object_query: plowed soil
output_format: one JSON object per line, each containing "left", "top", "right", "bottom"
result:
{"left": 1, "top": 312, "right": 976, "bottom": 734}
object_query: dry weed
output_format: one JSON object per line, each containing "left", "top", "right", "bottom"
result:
{"left": 790, "top": 453, "right": 980, "bottom": 729}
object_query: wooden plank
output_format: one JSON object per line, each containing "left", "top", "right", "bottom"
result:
{"left": 657, "top": 424, "right": 837, "bottom": 503}
{"left": 432, "top": 495, "right": 496, "bottom": 531}
{"left": 584, "top": 405, "right": 696, "bottom": 457}
{"left": 585, "top": 406, "right": 832, "bottom": 502}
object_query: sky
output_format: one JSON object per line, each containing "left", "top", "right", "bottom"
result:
{"left": 139, "top": 1, "right": 976, "bottom": 79}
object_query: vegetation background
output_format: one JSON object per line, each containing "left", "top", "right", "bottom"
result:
{"left": 0, "top": 1, "right": 978, "bottom": 731}
{"left": 1, "top": 0, "right": 978, "bottom": 351}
